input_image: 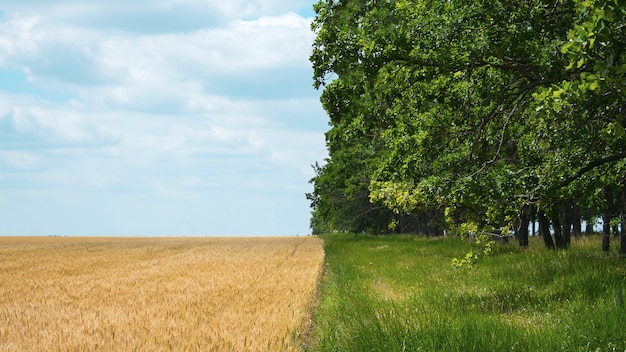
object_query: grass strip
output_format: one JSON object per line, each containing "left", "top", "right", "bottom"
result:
{"left": 306, "top": 234, "right": 626, "bottom": 352}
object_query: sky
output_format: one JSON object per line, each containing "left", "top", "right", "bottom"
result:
{"left": 0, "top": 1, "right": 328, "bottom": 236}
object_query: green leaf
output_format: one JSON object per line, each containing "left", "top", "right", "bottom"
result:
{"left": 561, "top": 42, "right": 574, "bottom": 54}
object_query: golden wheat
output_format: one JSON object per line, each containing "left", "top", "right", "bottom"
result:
{"left": 0, "top": 236, "right": 324, "bottom": 351}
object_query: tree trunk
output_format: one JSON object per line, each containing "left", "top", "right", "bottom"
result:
{"left": 559, "top": 206, "right": 571, "bottom": 249}
{"left": 538, "top": 211, "right": 555, "bottom": 249}
{"left": 530, "top": 205, "right": 537, "bottom": 236}
{"left": 619, "top": 184, "right": 626, "bottom": 257}
{"left": 603, "top": 206, "right": 611, "bottom": 254}
{"left": 585, "top": 217, "right": 594, "bottom": 235}
{"left": 606, "top": 187, "right": 620, "bottom": 238}
{"left": 517, "top": 206, "right": 529, "bottom": 248}
{"left": 552, "top": 215, "right": 566, "bottom": 249}
{"left": 572, "top": 205, "right": 582, "bottom": 237}
{"left": 395, "top": 214, "right": 402, "bottom": 234}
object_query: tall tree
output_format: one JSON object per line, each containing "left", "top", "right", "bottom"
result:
{"left": 309, "top": 0, "right": 626, "bottom": 256}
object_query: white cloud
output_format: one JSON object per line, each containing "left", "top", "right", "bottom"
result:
{"left": 1, "top": 10, "right": 315, "bottom": 108}
{"left": 0, "top": 1, "right": 326, "bottom": 236}
{"left": 0, "top": 0, "right": 316, "bottom": 33}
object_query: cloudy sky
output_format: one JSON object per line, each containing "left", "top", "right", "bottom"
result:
{"left": 0, "top": 1, "right": 328, "bottom": 236}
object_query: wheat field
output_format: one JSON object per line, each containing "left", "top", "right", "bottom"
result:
{"left": 0, "top": 236, "right": 324, "bottom": 351}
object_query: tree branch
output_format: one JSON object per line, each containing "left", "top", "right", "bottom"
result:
{"left": 558, "top": 151, "right": 626, "bottom": 188}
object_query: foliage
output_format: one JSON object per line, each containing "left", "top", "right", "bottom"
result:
{"left": 309, "top": 0, "right": 626, "bottom": 258}
{"left": 307, "top": 159, "right": 394, "bottom": 234}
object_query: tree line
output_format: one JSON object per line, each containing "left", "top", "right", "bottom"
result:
{"left": 306, "top": 0, "right": 626, "bottom": 257}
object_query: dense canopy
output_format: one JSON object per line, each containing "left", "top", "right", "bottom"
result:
{"left": 308, "top": 0, "right": 626, "bottom": 257}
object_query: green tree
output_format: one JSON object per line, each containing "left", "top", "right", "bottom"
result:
{"left": 535, "top": 0, "right": 626, "bottom": 253}
{"left": 309, "top": 0, "right": 626, "bottom": 257}
{"left": 308, "top": 0, "right": 436, "bottom": 235}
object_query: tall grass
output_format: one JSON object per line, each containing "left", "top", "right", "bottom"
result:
{"left": 306, "top": 234, "right": 626, "bottom": 352}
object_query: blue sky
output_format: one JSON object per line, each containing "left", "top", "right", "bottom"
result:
{"left": 0, "top": 1, "right": 327, "bottom": 236}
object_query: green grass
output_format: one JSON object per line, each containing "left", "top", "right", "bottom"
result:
{"left": 305, "top": 234, "right": 626, "bottom": 352}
